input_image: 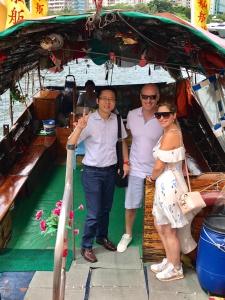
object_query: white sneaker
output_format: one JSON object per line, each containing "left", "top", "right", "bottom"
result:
{"left": 156, "top": 263, "right": 184, "bottom": 281}
{"left": 117, "top": 234, "right": 132, "bottom": 252}
{"left": 150, "top": 258, "right": 168, "bottom": 274}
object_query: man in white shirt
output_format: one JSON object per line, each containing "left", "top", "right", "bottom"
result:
{"left": 68, "top": 86, "right": 130, "bottom": 263}
{"left": 117, "top": 83, "right": 163, "bottom": 252}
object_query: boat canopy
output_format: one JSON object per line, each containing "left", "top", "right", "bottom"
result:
{"left": 1, "top": 11, "right": 225, "bottom": 95}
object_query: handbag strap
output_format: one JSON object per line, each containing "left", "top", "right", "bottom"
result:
{"left": 117, "top": 114, "right": 123, "bottom": 170}
{"left": 184, "top": 155, "right": 191, "bottom": 192}
{"left": 172, "top": 130, "right": 191, "bottom": 192}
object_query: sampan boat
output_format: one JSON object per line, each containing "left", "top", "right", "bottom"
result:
{"left": 0, "top": 10, "right": 225, "bottom": 299}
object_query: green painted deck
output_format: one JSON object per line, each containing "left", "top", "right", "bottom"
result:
{"left": 2, "top": 159, "right": 143, "bottom": 271}
{"left": 0, "top": 158, "right": 209, "bottom": 299}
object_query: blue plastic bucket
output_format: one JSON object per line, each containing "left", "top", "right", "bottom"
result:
{"left": 196, "top": 215, "right": 225, "bottom": 296}
{"left": 43, "top": 119, "right": 55, "bottom": 135}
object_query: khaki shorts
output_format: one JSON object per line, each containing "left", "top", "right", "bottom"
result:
{"left": 125, "top": 175, "right": 145, "bottom": 209}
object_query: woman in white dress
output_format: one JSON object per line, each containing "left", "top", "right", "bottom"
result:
{"left": 147, "top": 101, "right": 189, "bottom": 281}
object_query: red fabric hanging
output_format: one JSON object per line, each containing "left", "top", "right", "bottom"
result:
{"left": 175, "top": 79, "right": 199, "bottom": 118}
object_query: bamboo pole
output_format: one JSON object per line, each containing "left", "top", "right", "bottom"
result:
{"left": 9, "top": 92, "right": 13, "bottom": 126}
{"left": 37, "top": 65, "right": 42, "bottom": 90}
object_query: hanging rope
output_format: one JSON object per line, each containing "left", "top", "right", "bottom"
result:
{"left": 214, "top": 75, "right": 224, "bottom": 119}
{"left": 95, "top": 0, "right": 103, "bottom": 20}
{"left": 201, "top": 227, "right": 225, "bottom": 253}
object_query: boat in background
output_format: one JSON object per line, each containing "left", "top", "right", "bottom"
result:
{"left": 207, "top": 22, "right": 225, "bottom": 38}
{"left": 0, "top": 10, "right": 225, "bottom": 298}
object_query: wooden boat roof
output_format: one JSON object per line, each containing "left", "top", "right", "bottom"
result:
{"left": 1, "top": 10, "right": 225, "bottom": 95}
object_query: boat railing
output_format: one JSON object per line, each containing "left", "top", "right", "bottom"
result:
{"left": 52, "top": 143, "right": 75, "bottom": 300}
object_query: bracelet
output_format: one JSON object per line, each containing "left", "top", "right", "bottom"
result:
{"left": 150, "top": 176, "right": 156, "bottom": 182}
{"left": 123, "top": 161, "right": 129, "bottom": 165}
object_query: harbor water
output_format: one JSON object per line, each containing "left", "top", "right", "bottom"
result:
{"left": 0, "top": 59, "right": 176, "bottom": 139}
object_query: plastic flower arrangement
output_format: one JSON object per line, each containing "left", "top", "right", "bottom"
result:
{"left": 35, "top": 200, "right": 84, "bottom": 236}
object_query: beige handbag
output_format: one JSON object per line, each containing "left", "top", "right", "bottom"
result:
{"left": 177, "top": 156, "right": 210, "bottom": 215}
{"left": 178, "top": 191, "right": 206, "bottom": 215}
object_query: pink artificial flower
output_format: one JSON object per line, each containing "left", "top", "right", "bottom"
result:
{"left": 69, "top": 210, "right": 74, "bottom": 220}
{"left": 40, "top": 220, "right": 47, "bottom": 231}
{"left": 68, "top": 221, "right": 72, "bottom": 226}
{"left": 52, "top": 208, "right": 61, "bottom": 215}
{"left": 35, "top": 210, "right": 43, "bottom": 220}
{"left": 62, "top": 248, "right": 68, "bottom": 257}
{"left": 74, "top": 229, "right": 79, "bottom": 235}
{"left": 56, "top": 200, "right": 62, "bottom": 207}
{"left": 78, "top": 204, "right": 84, "bottom": 210}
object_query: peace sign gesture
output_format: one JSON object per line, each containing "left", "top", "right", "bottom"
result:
{"left": 77, "top": 109, "right": 92, "bottom": 129}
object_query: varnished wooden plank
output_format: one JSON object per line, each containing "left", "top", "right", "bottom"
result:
{"left": 9, "top": 145, "right": 45, "bottom": 176}
{"left": 0, "top": 175, "right": 28, "bottom": 221}
{"left": 33, "top": 135, "right": 56, "bottom": 147}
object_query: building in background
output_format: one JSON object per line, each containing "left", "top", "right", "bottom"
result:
{"left": 73, "top": 0, "right": 153, "bottom": 14}
{"left": 74, "top": 0, "right": 89, "bottom": 13}
{"left": 48, "top": 0, "right": 74, "bottom": 11}
{"left": 50, "top": 0, "right": 211, "bottom": 13}
{"left": 210, "top": 0, "right": 225, "bottom": 15}
{"left": 175, "top": 0, "right": 190, "bottom": 8}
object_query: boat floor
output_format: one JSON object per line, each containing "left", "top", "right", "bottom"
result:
{"left": 0, "top": 156, "right": 209, "bottom": 299}
{"left": 23, "top": 250, "right": 208, "bottom": 300}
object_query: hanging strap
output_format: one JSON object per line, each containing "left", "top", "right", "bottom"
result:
{"left": 184, "top": 155, "right": 192, "bottom": 192}
{"left": 117, "top": 114, "right": 123, "bottom": 171}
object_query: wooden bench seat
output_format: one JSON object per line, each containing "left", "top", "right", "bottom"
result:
{"left": 0, "top": 175, "right": 28, "bottom": 221}
{"left": 9, "top": 145, "right": 46, "bottom": 176}
{"left": 8, "top": 135, "right": 56, "bottom": 174}
{"left": 0, "top": 135, "right": 57, "bottom": 248}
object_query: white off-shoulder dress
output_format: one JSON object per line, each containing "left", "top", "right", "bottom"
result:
{"left": 152, "top": 132, "right": 189, "bottom": 228}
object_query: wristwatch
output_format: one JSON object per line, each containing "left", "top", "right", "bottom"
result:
{"left": 123, "top": 161, "right": 130, "bottom": 165}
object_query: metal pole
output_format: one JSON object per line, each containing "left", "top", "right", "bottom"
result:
{"left": 52, "top": 144, "right": 75, "bottom": 300}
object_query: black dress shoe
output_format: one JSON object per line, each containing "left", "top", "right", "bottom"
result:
{"left": 96, "top": 238, "right": 117, "bottom": 251}
{"left": 81, "top": 248, "right": 98, "bottom": 263}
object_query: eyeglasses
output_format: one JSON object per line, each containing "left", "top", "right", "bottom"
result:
{"left": 141, "top": 94, "right": 159, "bottom": 100}
{"left": 155, "top": 112, "right": 175, "bottom": 119}
{"left": 99, "top": 97, "right": 116, "bottom": 103}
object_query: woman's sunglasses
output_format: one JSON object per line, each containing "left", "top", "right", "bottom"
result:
{"left": 155, "top": 112, "right": 175, "bottom": 119}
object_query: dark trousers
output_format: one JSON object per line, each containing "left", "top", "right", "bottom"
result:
{"left": 81, "top": 165, "right": 116, "bottom": 249}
